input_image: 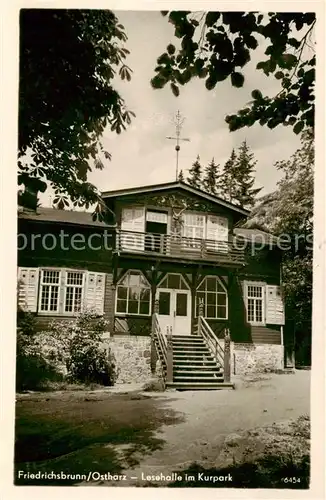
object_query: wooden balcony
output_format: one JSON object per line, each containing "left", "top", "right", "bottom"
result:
{"left": 116, "top": 230, "right": 245, "bottom": 266}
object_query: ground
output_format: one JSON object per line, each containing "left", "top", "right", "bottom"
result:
{"left": 15, "top": 370, "right": 310, "bottom": 488}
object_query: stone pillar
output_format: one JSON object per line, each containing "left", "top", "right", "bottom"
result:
{"left": 166, "top": 326, "right": 173, "bottom": 383}
{"left": 224, "top": 327, "right": 231, "bottom": 383}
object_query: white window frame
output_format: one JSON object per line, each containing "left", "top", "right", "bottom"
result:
{"left": 115, "top": 269, "right": 152, "bottom": 317}
{"left": 38, "top": 268, "right": 87, "bottom": 316}
{"left": 245, "top": 281, "right": 266, "bottom": 325}
{"left": 195, "top": 275, "right": 228, "bottom": 320}
{"left": 63, "top": 270, "right": 86, "bottom": 315}
{"left": 181, "top": 211, "right": 206, "bottom": 251}
{"left": 180, "top": 211, "right": 229, "bottom": 253}
{"left": 38, "top": 268, "right": 62, "bottom": 313}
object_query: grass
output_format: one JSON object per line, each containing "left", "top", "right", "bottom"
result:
{"left": 15, "top": 391, "right": 184, "bottom": 485}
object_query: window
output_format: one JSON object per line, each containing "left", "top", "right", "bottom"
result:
{"left": 116, "top": 270, "right": 151, "bottom": 316}
{"left": 64, "top": 271, "right": 84, "bottom": 313}
{"left": 120, "top": 207, "right": 145, "bottom": 251}
{"left": 158, "top": 273, "right": 189, "bottom": 290}
{"left": 39, "top": 270, "right": 61, "bottom": 312}
{"left": 182, "top": 213, "right": 205, "bottom": 249}
{"left": 36, "top": 268, "right": 105, "bottom": 316}
{"left": 196, "top": 276, "right": 228, "bottom": 319}
{"left": 246, "top": 283, "right": 265, "bottom": 324}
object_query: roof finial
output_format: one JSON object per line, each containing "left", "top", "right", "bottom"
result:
{"left": 166, "top": 110, "right": 190, "bottom": 181}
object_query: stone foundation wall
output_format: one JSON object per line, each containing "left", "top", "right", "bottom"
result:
{"left": 107, "top": 335, "right": 152, "bottom": 384}
{"left": 233, "top": 343, "right": 284, "bottom": 375}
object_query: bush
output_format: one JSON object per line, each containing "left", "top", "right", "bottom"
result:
{"left": 39, "top": 310, "right": 118, "bottom": 386}
{"left": 16, "top": 305, "right": 117, "bottom": 390}
{"left": 16, "top": 325, "right": 61, "bottom": 392}
{"left": 17, "top": 308, "right": 37, "bottom": 337}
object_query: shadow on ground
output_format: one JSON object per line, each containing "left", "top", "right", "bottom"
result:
{"left": 168, "top": 455, "right": 310, "bottom": 489}
{"left": 15, "top": 391, "right": 184, "bottom": 485}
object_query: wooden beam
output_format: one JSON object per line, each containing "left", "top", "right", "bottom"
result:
{"left": 112, "top": 251, "right": 119, "bottom": 285}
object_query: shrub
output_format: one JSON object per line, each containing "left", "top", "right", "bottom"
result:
{"left": 17, "top": 309, "right": 37, "bottom": 337}
{"left": 16, "top": 305, "right": 117, "bottom": 390}
{"left": 16, "top": 323, "right": 61, "bottom": 391}
{"left": 39, "top": 309, "right": 118, "bottom": 386}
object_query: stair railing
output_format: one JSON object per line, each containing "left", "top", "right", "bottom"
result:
{"left": 166, "top": 326, "right": 173, "bottom": 383}
{"left": 151, "top": 300, "right": 174, "bottom": 385}
{"left": 197, "top": 299, "right": 231, "bottom": 382}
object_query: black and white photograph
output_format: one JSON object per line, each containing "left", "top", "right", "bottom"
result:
{"left": 1, "top": 1, "right": 325, "bottom": 496}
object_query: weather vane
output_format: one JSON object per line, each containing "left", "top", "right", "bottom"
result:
{"left": 166, "top": 110, "right": 190, "bottom": 180}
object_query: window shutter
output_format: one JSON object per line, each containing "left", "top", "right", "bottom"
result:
{"left": 17, "top": 267, "right": 39, "bottom": 312}
{"left": 85, "top": 272, "right": 106, "bottom": 315}
{"left": 206, "top": 215, "right": 229, "bottom": 253}
{"left": 265, "top": 285, "right": 285, "bottom": 325}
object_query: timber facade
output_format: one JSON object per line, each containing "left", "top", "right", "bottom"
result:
{"left": 17, "top": 181, "right": 287, "bottom": 387}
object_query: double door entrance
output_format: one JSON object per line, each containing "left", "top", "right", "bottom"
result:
{"left": 156, "top": 273, "right": 191, "bottom": 336}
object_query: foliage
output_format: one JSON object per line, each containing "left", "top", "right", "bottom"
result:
{"left": 19, "top": 9, "right": 134, "bottom": 214}
{"left": 16, "top": 305, "right": 60, "bottom": 391}
{"left": 152, "top": 12, "right": 315, "bottom": 133}
{"left": 178, "top": 169, "right": 185, "bottom": 182}
{"left": 187, "top": 155, "right": 203, "bottom": 188}
{"left": 16, "top": 306, "right": 117, "bottom": 390}
{"left": 233, "top": 141, "right": 262, "bottom": 208}
{"left": 17, "top": 305, "right": 37, "bottom": 337}
{"left": 190, "top": 142, "right": 260, "bottom": 208}
{"left": 39, "top": 309, "right": 117, "bottom": 386}
{"left": 202, "top": 157, "right": 219, "bottom": 195}
{"left": 16, "top": 328, "right": 61, "bottom": 392}
{"left": 244, "top": 129, "right": 314, "bottom": 329}
{"left": 217, "top": 148, "right": 237, "bottom": 201}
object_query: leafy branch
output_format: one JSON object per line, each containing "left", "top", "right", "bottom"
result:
{"left": 152, "top": 11, "right": 315, "bottom": 133}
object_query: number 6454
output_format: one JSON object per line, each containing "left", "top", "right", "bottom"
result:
{"left": 282, "top": 477, "right": 301, "bottom": 484}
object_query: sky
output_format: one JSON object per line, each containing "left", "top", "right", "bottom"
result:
{"left": 41, "top": 10, "right": 303, "bottom": 207}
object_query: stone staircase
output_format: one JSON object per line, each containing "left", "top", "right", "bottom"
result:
{"left": 165, "top": 335, "right": 234, "bottom": 390}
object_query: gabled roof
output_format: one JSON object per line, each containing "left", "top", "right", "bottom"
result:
{"left": 102, "top": 181, "right": 250, "bottom": 216}
{"left": 18, "top": 206, "right": 113, "bottom": 228}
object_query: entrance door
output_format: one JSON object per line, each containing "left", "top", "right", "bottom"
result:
{"left": 156, "top": 273, "right": 191, "bottom": 336}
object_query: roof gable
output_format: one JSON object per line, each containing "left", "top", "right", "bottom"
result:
{"left": 102, "top": 181, "right": 249, "bottom": 217}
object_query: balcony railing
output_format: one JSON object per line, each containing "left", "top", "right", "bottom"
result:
{"left": 116, "top": 230, "right": 245, "bottom": 265}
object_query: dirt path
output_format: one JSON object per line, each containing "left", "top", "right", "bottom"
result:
{"left": 95, "top": 370, "right": 310, "bottom": 486}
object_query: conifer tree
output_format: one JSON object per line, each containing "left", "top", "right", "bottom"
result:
{"left": 234, "top": 140, "right": 261, "bottom": 209}
{"left": 218, "top": 149, "right": 237, "bottom": 202}
{"left": 202, "top": 157, "right": 219, "bottom": 195}
{"left": 178, "top": 169, "right": 185, "bottom": 182}
{"left": 218, "top": 143, "right": 261, "bottom": 209}
{"left": 187, "top": 155, "right": 202, "bottom": 189}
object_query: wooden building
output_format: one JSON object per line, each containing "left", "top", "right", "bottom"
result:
{"left": 18, "top": 181, "right": 288, "bottom": 389}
